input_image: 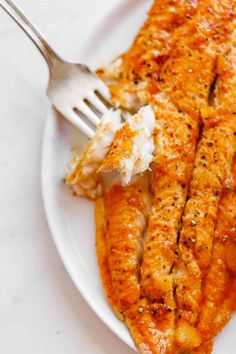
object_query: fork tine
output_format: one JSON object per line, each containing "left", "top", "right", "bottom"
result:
{"left": 95, "top": 80, "right": 111, "bottom": 99}
{"left": 67, "top": 109, "right": 95, "bottom": 138}
{"left": 95, "top": 90, "right": 113, "bottom": 109}
{"left": 87, "top": 93, "right": 109, "bottom": 114}
{"left": 77, "top": 101, "right": 101, "bottom": 126}
{"left": 84, "top": 98, "right": 103, "bottom": 118}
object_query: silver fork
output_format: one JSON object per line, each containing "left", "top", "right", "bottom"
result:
{"left": 0, "top": 0, "right": 113, "bottom": 138}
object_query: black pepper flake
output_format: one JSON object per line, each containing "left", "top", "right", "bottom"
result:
{"left": 151, "top": 309, "right": 158, "bottom": 315}
{"left": 214, "top": 189, "right": 221, "bottom": 196}
{"left": 183, "top": 240, "right": 189, "bottom": 247}
{"left": 207, "top": 142, "right": 213, "bottom": 147}
{"left": 186, "top": 14, "right": 192, "bottom": 20}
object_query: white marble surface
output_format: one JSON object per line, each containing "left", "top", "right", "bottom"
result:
{"left": 0, "top": 1, "right": 135, "bottom": 353}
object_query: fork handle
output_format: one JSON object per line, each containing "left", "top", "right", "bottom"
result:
{"left": 0, "top": 0, "right": 60, "bottom": 69}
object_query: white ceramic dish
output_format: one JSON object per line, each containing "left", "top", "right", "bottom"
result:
{"left": 41, "top": 1, "right": 236, "bottom": 352}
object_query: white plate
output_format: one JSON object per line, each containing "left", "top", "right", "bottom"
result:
{"left": 41, "top": 1, "right": 236, "bottom": 353}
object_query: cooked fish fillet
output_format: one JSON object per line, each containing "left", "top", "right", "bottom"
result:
{"left": 95, "top": 197, "right": 123, "bottom": 320}
{"left": 141, "top": 107, "right": 200, "bottom": 351}
{"left": 96, "top": 178, "right": 180, "bottom": 354}
{"left": 97, "top": 0, "right": 199, "bottom": 111}
{"left": 95, "top": 2, "right": 200, "bottom": 352}
{"left": 66, "top": 105, "right": 155, "bottom": 199}
{"left": 174, "top": 24, "right": 236, "bottom": 353}
{"left": 125, "top": 299, "right": 174, "bottom": 354}
{"left": 94, "top": 1, "right": 236, "bottom": 353}
{"left": 140, "top": 1, "right": 236, "bottom": 352}
{"left": 99, "top": 105, "right": 155, "bottom": 185}
{"left": 194, "top": 285, "right": 236, "bottom": 352}
{"left": 66, "top": 109, "right": 122, "bottom": 199}
{"left": 195, "top": 184, "right": 236, "bottom": 354}
{"left": 174, "top": 129, "right": 236, "bottom": 351}
{"left": 104, "top": 176, "right": 151, "bottom": 312}
{"left": 158, "top": 0, "right": 235, "bottom": 119}
{"left": 95, "top": 1, "right": 201, "bottom": 352}
{"left": 67, "top": 105, "right": 156, "bottom": 196}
